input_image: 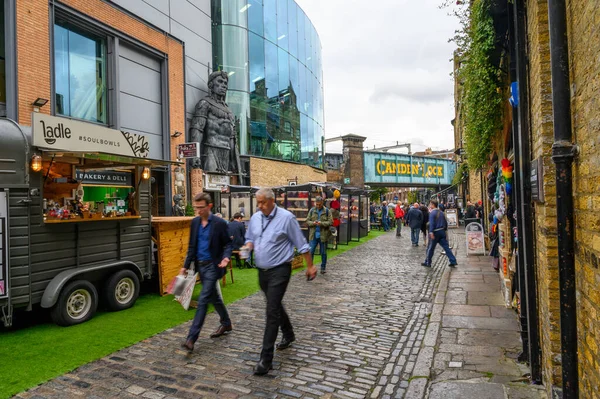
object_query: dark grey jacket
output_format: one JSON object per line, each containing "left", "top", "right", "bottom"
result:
{"left": 407, "top": 207, "right": 423, "bottom": 229}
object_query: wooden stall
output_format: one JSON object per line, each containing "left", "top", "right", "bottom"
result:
{"left": 151, "top": 217, "right": 194, "bottom": 295}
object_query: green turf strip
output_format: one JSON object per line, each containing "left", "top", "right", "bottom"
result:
{"left": 0, "top": 230, "right": 388, "bottom": 398}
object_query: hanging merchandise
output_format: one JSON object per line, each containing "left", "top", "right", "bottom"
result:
{"left": 501, "top": 158, "right": 514, "bottom": 195}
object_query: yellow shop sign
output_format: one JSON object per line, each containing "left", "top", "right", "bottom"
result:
{"left": 375, "top": 160, "right": 444, "bottom": 177}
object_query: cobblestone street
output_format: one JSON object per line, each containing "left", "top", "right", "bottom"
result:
{"left": 16, "top": 231, "right": 450, "bottom": 399}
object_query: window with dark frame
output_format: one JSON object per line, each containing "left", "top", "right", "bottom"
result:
{"left": 54, "top": 18, "right": 108, "bottom": 124}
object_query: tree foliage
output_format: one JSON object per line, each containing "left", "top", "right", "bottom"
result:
{"left": 443, "top": 0, "right": 504, "bottom": 170}
{"left": 369, "top": 187, "right": 389, "bottom": 203}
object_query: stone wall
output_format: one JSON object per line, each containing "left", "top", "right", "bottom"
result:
{"left": 568, "top": 1, "right": 600, "bottom": 396}
{"left": 249, "top": 157, "right": 327, "bottom": 188}
{"left": 467, "top": 170, "right": 482, "bottom": 203}
{"left": 526, "top": 0, "right": 561, "bottom": 392}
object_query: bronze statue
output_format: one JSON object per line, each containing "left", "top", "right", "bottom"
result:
{"left": 189, "top": 71, "right": 242, "bottom": 181}
{"left": 172, "top": 194, "right": 185, "bottom": 217}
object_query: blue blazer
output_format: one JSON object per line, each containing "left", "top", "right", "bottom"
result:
{"left": 183, "top": 215, "right": 233, "bottom": 276}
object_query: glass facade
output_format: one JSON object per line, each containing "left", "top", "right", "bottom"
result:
{"left": 54, "top": 20, "right": 107, "bottom": 124}
{"left": 212, "top": 0, "right": 324, "bottom": 167}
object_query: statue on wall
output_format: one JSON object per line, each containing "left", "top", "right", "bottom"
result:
{"left": 172, "top": 194, "right": 185, "bottom": 217}
{"left": 189, "top": 71, "right": 242, "bottom": 181}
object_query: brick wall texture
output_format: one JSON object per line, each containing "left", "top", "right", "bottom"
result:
{"left": 250, "top": 157, "right": 326, "bottom": 188}
{"left": 526, "top": 0, "right": 562, "bottom": 392}
{"left": 526, "top": 0, "right": 600, "bottom": 396}
{"left": 567, "top": 1, "right": 600, "bottom": 396}
{"left": 15, "top": 0, "right": 185, "bottom": 198}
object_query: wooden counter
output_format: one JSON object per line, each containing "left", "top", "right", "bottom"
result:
{"left": 151, "top": 217, "right": 195, "bottom": 295}
{"left": 45, "top": 216, "right": 141, "bottom": 224}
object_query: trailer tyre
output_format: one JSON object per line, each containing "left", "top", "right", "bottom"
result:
{"left": 104, "top": 270, "right": 140, "bottom": 311}
{"left": 51, "top": 280, "right": 98, "bottom": 326}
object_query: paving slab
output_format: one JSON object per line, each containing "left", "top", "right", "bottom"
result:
{"left": 442, "top": 315, "right": 520, "bottom": 331}
{"left": 467, "top": 291, "right": 507, "bottom": 306}
{"left": 428, "top": 381, "right": 506, "bottom": 399}
{"left": 457, "top": 329, "right": 522, "bottom": 348}
{"left": 443, "top": 304, "right": 491, "bottom": 317}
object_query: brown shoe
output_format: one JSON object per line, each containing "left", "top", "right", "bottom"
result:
{"left": 181, "top": 340, "right": 194, "bottom": 353}
{"left": 210, "top": 324, "right": 233, "bottom": 338}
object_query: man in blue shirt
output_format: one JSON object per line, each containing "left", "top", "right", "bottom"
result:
{"left": 421, "top": 199, "right": 458, "bottom": 268}
{"left": 244, "top": 188, "right": 317, "bottom": 375}
{"left": 180, "top": 193, "right": 233, "bottom": 354}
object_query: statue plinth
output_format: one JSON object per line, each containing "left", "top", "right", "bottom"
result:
{"left": 190, "top": 169, "right": 204, "bottom": 200}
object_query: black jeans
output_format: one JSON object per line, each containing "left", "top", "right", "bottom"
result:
{"left": 258, "top": 263, "right": 293, "bottom": 362}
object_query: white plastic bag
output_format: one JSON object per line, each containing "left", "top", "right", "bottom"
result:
{"left": 175, "top": 268, "right": 197, "bottom": 311}
{"left": 167, "top": 274, "right": 187, "bottom": 296}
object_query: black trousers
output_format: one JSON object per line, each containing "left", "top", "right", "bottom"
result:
{"left": 258, "top": 263, "right": 293, "bottom": 362}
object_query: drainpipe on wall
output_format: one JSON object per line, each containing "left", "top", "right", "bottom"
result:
{"left": 547, "top": 0, "right": 578, "bottom": 397}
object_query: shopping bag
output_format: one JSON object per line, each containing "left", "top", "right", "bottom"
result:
{"left": 175, "top": 269, "right": 197, "bottom": 311}
{"left": 166, "top": 274, "right": 187, "bottom": 296}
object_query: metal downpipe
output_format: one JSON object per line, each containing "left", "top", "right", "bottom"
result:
{"left": 547, "top": 0, "right": 578, "bottom": 397}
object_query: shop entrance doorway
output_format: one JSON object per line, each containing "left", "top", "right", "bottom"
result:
{"left": 151, "top": 170, "right": 166, "bottom": 216}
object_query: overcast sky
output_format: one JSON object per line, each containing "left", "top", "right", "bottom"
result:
{"left": 295, "top": 0, "right": 460, "bottom": 154}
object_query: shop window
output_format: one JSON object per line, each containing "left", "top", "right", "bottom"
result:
{"left": 54, "top": 20, "right": 108, "bottom": 124}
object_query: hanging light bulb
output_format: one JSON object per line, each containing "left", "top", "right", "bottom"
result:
{"left": 31, "top": 155, "right": 42, "bottom": 172}
{"left": 142, "top": 167, "right": 151, "bottom": 180}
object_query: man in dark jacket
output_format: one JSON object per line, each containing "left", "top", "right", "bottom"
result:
{"left": 419, "top": 204, "right": 430, "bottom": 245}
{"left": 465, "top": 201, "right": 477, "bottom": 219}
{"left": 421, "top": 200, "right": 458, "bottom": 268}
{"left": 228, "top": 212, "right": 246, "bottom": 267}
{"left": 180, "top": 193, "right": 233, "bottom": 353}
{"left": 407, "top": 203, "right": 423, "bottom": 246}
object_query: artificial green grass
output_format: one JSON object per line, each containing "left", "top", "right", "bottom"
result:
{"left": 0, "top": 229, "right": 388, "bottom": 398}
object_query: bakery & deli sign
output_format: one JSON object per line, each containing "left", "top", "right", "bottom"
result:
{"left": 375, "top": 159, "right": 445, "bottom": 178}
{"left": 75, "top": 170, "right": 133, "bottom": 186}
{"left": 33, "top": 113, "right": 151, "bottom": 158}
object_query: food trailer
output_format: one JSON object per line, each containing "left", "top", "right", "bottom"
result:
{"left": 0, "top": 115, "right": 177, "bottom": 327}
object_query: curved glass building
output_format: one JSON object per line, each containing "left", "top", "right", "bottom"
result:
{"left": 212, "top": 0, "right": 324, "bottom": 167}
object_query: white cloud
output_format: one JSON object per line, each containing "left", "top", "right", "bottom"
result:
{"left": 295, "top": 0, "right": 460, "bottom": 154}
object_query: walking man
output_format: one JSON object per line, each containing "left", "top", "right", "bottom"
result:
{"left": 381, "top": 201, "right": 390, "bottom": 231}
{"left": 244, "top": 188, "right": 317, "bottom": 375}
{"left": 394, "top": 203, "right": 405, "bottom": 237}
{"left": 307, "top": 196, "right": 333, "bottom": 274}
{"left": 181, "top": 193, "right": 234, "bottom": 354}
{"left": 421, "top": 200, "right": 458, "bottom": 268}
{"left": 370, "top": 202, "right": 376, "bottom": 224}
{"left": 407, "top": 203, "right": 423, "bottom": 246}
{"left": 419, "top": 203, "right": 430, "bottom": 245}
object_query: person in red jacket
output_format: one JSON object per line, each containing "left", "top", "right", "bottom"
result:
{"left": 394, "top": 203, "right": 405, "bottom": 237}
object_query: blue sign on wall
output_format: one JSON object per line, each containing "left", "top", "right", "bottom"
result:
{"left": 364, "top": 152, "right": 456, "bottom": 186}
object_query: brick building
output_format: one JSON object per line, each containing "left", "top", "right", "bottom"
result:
{"left": 1, "top": 0, "right": 204, "bottom": 214}
{"left": 455, "top": 0, "right": 600, "bottom": 397}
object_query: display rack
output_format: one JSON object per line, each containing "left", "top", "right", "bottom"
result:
{"left": 337, "top": 194, "right": 350, "bottom": 245}
{"left": 360, "top": 195, "right": 369, "bottom": 238}
{"left": 219, "top": 185, "right": 255, "bottom": 226}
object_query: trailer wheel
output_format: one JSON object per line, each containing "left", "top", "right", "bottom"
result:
{"left": 104, "top": 270, "right": 140, "bottom": 311}
{"left": 50, "top": 280, "right": 98, "bottom": 326}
